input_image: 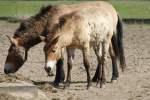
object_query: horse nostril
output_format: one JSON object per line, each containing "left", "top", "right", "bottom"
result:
{"left": 44, "top": 67, "right": 51, "bottom": 73}
{"left": 47, "top": 67, "right": 51, "bottom": 72}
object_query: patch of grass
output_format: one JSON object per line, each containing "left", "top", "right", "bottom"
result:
{"left": 0, "top": 0, "right": 150, "bottom": 18}
{"left": 0, "top": 1, "right": 83, "bottom": 17}
{"left": 110, "top": 0, "right": 150, "bottom": 18}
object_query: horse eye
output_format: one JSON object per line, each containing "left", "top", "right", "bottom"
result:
{"left": 51, "top": 49, "right": 56, "bottom": 53}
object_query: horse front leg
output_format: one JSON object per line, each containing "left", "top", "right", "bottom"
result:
{"left": 64, "top": 48, "right": 75, "bottom": 89}
{"left": 82, "top": 47, "right": 92, "bottom": 89}
{"left": 109, "top": 43, "right": 119, "bottom": 82}
{"left": 53, "top": 58, "right": 65, "bottom": 87}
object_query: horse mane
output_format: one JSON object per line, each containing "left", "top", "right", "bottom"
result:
{"left": 45, "top": 11, "right": 83, "bottom": 49}
{"left": 14, "top": 5, "right": 55, "bottom": 38}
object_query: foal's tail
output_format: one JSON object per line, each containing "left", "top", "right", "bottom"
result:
{"left": 116, "top": 15, "right": 126, "bottom": 71}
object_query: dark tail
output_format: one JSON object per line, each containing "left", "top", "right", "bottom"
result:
{"left": 116, "top": 15, "right": 126, "bottom": 71}
{"left": 111, "top": 15, "right": 126, "bottom": 71}
{"left": 111, "top": 33, "right": 119, "bottom": 57}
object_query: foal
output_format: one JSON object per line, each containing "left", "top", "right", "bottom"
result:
{"left": 43, "top": 7, "right": 116, "bottom": 89}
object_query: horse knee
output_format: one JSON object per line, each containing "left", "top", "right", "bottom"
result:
{"left": 67, "top": 61, "right": 73, "bottom": 69}
{"left": 83, "top": 57, "right": 90, "bottom": 69}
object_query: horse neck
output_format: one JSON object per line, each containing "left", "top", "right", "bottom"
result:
{"left": 16, "top": 16, "right": 49, "bottom": 50}
{"left": 56, "top": 28, "right": 74, "bottom": 48}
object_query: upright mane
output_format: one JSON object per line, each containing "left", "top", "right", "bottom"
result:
{"left": 45, "top": 11, "right": 83, "bottom": 49}
{"left": 14, "top": 5, "right": 55, "bottom": 38}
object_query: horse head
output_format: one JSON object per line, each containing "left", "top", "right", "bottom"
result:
{"left": 4, "top": 35, "right": 28, "bottom": 74}
{"left": 42, "top": 36, "right": 63, "bottom": 76}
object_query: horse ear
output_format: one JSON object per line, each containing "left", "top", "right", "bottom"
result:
{"left": 6, "top": 35, "right": 18, "bottom": 45}
{"left": 39, "top": 36, "right": 46, "bottom": 42}
{"left": 51, "top": 36, "right": 59, "bottom": 45}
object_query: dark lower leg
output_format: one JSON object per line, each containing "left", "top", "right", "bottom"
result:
{"left": 109, "top": 44, "right": 119, "bottom": 81}
{"left": 92, "top": 48, "right": 101, "bottom": 82}
{"left": 111, "top": 57, "right": 119, "bottom": 81}
{"left": 101, "top": 63, "right": 106, "bottom": 83}
{"left": 53, "top": 58, "right": 65, "bottom": 86}
{"left": 92, "top": 65, "right": 99, "bottom": 82}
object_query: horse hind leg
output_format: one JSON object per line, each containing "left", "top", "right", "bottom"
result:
{"left": 109, "top": 42, "right": 119, "bottom": 82}
{"left": 93, "top": 43, "right": 119, "bottom": 83}
{"left": 93, "top": 44, "right": 107, "bottom": 88}
{"left": 93, "top": 45, "right": 103, "bottom": 85}
{"left": 64, "top": 48, "right": 75, "bottom": 89}
{"left": 100, "top": 34, "right": 113, "bottom": 88}
{"left": 82, "top": 46, "right": 92, "bottom": 89}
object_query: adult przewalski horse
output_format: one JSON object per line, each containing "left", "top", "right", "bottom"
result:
{"left": 43, "top": 2, "right": 125, "bottom": 89}
{"left": 4, "top": 1, "right": 125, "bottom": 86}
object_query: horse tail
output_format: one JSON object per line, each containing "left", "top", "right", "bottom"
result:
{"left": 116, "top": 15, "right": 126, "bottom": 71}
{"left": 111, "top": 32, "right": 119, "bottom": 57}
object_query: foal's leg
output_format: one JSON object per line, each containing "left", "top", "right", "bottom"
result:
{"left": 82, "top": 46, "right": 92, "bottom": 89}
{"left": 64, "top": 48, "right": 75, "bottom": 89}
{"left": 109, "top": 43, "right": 119, "bottom": 82}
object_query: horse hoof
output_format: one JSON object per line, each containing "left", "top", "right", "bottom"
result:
{"left": 111, "top": 77, "right": 118, "bottom": 83}
{"left": 53, "top": 82, "right": 59, "bottom": 87}
{"left": 63, "top": 82, "right": 70, "bottom": 89}
{"left": 120, "top": 64, "right": 126, "bottom": 72}
{"left": 100, "top": 82, "right": 106, "bottom": 88}
{"left": 87, "top": 83, "right": 92, "bottom": 90}
{"left": 60, "top": 78, "right": 65, "bottom": 83}
{"left": 111, "top": 79, "right": 117, "bottom": 83}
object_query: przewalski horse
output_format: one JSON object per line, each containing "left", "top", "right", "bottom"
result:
{"left": 43, "top": 3, "right": 125, "bottom": 89}
{"left": 4, "top": 5, "right": 66, "bottom": 84}
{"left": 4, "top": 1, "right": 125, "bottom": 86}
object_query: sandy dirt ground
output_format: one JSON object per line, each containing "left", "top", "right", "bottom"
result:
{"left": 0, "top": 21, "right": 150, "bottom": 100}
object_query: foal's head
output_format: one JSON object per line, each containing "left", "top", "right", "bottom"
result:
{"left": 4, "top": 35, "right": 27, "bottom": 74}
{"left": 43, "top": 36, "right": 62, "bottom": 75}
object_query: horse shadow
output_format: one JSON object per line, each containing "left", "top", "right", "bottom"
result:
{"left": 31, "top": 80, "right": 113, "bottom": 90}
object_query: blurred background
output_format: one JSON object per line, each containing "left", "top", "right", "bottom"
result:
{"left": 0, "top": 0, "right": 150, "bottom": 20}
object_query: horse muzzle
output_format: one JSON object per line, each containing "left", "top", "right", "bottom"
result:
{"left": 44, "top": 66, "right": 54, "bottom": 76}
{"left": 4, "top": 63, "right": 16, "bottom": 74}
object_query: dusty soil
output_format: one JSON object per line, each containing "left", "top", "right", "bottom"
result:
{"left": 0, "top": 74, "right": 32, "bottom": 83}
{"left": 0, "top": 93, "right": 18, "bottom": 100}
{"left": 0, "top": 21, "right": 150, "bottom": 100}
